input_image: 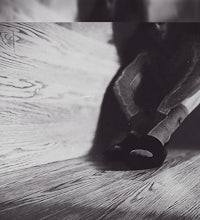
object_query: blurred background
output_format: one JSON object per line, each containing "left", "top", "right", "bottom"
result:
{"left": 1, "top": 0, "right": 200, "bottom": 22}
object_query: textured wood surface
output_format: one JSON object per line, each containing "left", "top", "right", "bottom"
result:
{"left": 0, "top": 23, "right": 118, "bottom": 174}
{"left": 1, "top": 149, "right": 200, "bottom": 220}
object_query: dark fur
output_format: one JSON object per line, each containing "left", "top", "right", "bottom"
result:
{"left": 77, "top": 0, "right": 146, "bottom": 21}
{"left": 113, "top": 23, "right": 200, "bottom": 112}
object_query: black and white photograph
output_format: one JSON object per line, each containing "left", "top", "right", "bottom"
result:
{"left": 1, "top": 0, "right": 200, "bottom": 22}
{"left": 1, "top": 1, "right": 200, "bottom": 220}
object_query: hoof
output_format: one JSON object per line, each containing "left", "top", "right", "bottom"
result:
{"left": 104, "top": 134, "right": 167, "bottom": 169}
{"left": 126, "top": 135, "right": 167, "bottom": 169}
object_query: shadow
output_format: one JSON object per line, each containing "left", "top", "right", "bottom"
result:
{"left": 0, "top": 198, "right": 193, "bottom": 220}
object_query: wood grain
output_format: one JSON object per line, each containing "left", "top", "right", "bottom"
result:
{"left": 0, "top": 149, "right": 200, "bottom": 220}
{"left": 0, "top": 23, "right": 119, "bottom": 174}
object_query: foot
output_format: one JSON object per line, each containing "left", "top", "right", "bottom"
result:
{"left": 104, "top": 134, "right": 167, "bottom": 169}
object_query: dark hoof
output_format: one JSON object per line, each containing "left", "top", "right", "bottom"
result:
{"left": 104, "top": 134, "right": 167, "bottom": 170}
{"left": 126, "top": 135, "right": 167, "bottom": 169}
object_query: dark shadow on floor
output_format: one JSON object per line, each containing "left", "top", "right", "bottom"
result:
{"left": 0, "top": 199, "right": 193, "bottom": 220}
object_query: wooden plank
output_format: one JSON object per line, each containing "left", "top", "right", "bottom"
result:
{"left": 0, "top": 149, "right": 200, "bottom": 219}
{"left": 0, "top": 23, "right": 119, "bottom": 174}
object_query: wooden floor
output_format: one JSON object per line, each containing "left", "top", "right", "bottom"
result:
{"left": 1, "top": 150, "right": 200, "bottom": 220}
{"left": 1, "top": 23, "right": 200, "bottom": 219}
{"left": 0, "top": 23, "right": 118, "bottom": 173}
